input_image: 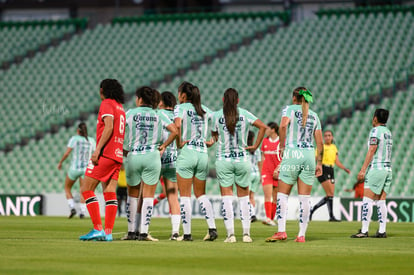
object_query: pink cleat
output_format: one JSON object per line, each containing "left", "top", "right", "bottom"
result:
{"left": 294, "top": 236, "right": 305, "bottom": 243}
{"left": 265, "top": 232, "right": 287, "bottom": 242}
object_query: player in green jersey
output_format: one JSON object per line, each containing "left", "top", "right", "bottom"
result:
{"left": 174, "top": 81, "right": 217, "bottom": 241}
{"left": 351, "top": 109, "right": 392, "bottom": 239}
{"left": 58, "top": 122, "right": 95, "bottom": 219}
{"left": 124, "top": 86, "right": 178, "bottom": 241}
{"left": 158, "top": 91, "right": 181, "bottom": 240}
{"left": 212, "top": 88, "right": 266, "bottom": 243}
{"left": 266, "top": 87, "right": 323, "bottom": 243}
{"left": 248, "top": 131, "right": 263, "bottom": 223}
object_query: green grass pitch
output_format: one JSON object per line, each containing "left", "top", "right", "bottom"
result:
{"left": 0, "top": 216, "right": 413, "bottom": 274}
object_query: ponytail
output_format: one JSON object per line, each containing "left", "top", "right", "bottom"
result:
{"left": 301, "top": 97, "right": 309, "bottom": 128}
{"left": 191, "top": 86, "right": 205, "bottom": 117}
{"left": 223, "top": 88, "right": 239, "bottom": 136}
{"left": 293, "top": 87, "right": 312, "bottom": 128}
{"left": 78, "top": 122, "right": 88, "bottom": 141}
{"left": 178, "top": 81, "right": 205, "bottom": 117}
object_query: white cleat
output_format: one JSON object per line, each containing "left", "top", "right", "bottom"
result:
{"left": 224, "top": 234, "right": 237, "bottom": 243}
{"left": 243, "top": 234, "right": 253, "bottom": 243}
{"left": 262, "top": 218, "right": 276, "bottom": 226}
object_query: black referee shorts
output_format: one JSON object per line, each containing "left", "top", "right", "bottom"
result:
{"left": 317, "top": 165, "right": 335, "bottom": 184}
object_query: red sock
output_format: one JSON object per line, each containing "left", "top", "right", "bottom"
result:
{"left": 82, "top": 191, "right": 102, "bottom": 231}
{"left": 264, "top": 202, "right": 272, "bottom": 220}
{"left": 103, "top": 192, "right": 118, "bottom": 235}
{"left": 271, "top": 202, "right": 277, "bottom": 220}
{"left": 153, "top": 198, "right": 159, "bottom": 206}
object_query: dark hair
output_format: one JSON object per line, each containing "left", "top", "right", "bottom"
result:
{"left": 247, "top": 131, "right": 255, "bottom": 150}
{"left": 178, "top": 81, "right": 205, "bottom": 117}
{"left": 153, "top": 89, "right": 161, "bottom": 109}
{"left": 78, "top": 122, "right": 88, "bottom": 141}
{"left": 135, "top": 86, "right": 156, "bottom": 107}
{"left": 161, "top": 91, "right": 177, "bottom": 109}
{"left": 267, "top": 122, "right": 279, "bottom": 135}
{"left": 374, "top": 108, "right": 389, "bottom": 124}
{"left": 100, "top": 79, "right": 125, "bottom": 104}
{"left": 324, "top": 130, "right": 335, "bottom": 144}
{"left": 223, "top": 88, "right": 239, "bottom": 136}
{"left": 292, "top": 86, "right": 310, "bottom": 128}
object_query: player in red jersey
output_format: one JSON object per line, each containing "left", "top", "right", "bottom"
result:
{"left": 261, "top": 122, "right": 281, "bottom": 226}
{"left": 79, "top": 79, "right": 126, "bottom": 242}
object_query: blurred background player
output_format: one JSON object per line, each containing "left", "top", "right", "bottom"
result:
{"left": 212, "top": 88, "right": 266, "bottom": 243}
{"left": 117, "top": 163, "right": 128, "bottom": 217}
{"left": 79, "top": 79, "right": 125, "bottom": 242}
{"left": 351, "top": 108, "right": 392, "bottom": 239}
{"left": 158, "top": 91, "right": 181, "bottom": 240}
{"left": 310, "top": 130, "right": 350, "bottom": 221}
{"left": 58, "top": 122, "right": 95, "bottom": 219}
{"left": 123, "top": 86, "right": 177, "bottom": 241}
{"left": 247, "top": 131, "right": 262, "bottom": 223}
{"left": 260, "top": 122, "right": 281, "bottom": 226}
{"left": 266, "top": 87, "right": 323, "bottom": 243}
{"left": 174, "top": 81, "right": 217, "bottom": 241}
{"left": 345, "top": 180, "right": 364, "bottom": 199}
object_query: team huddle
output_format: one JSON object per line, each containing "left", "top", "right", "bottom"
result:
{"left": 59, "top": 78, "right": 393, "bottom": 243}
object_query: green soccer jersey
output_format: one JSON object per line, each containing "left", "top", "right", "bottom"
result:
{"left": 67, "top": 135, "right": 96, "bottom": 170}
{"left": 367, "top": 125, "right": 392, "bottom": 170}
{"left": 159, "top": 109, "right": 177, "bottom": 168}
{"left": 212, "top": 108, "right": 258, "bottom": 162}
{"left": 174, "top": 103, "right": 212, "bottom": 153}
{"left": 281, "top": 105, "right": 321, "bottom": 150}
{"left": 124, "top": 106, "right": 172, "bottom": 155}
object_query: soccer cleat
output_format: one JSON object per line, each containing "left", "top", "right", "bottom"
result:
{"left": 104, "top": 234, "right": 113, "bottom": 242}
{"left": 351, "top": 229, "right": 369, "bottom": 238}
{"left": 224, "top": 234, "right": 237, "bottom": 243}
{"left": 137, "top": 233, "right": 159, "bottom": 242}
{"left": 79, "top": 214, "right": 85, "bottom": 219}
{"left": 251, "top": 215, "right": 258, "bottom": 223}
{"left": 265, "top": 232, "right": 287, "bottom": 242}
{"left": 69, "top": 209, "right": 76, "bottom": 219}
{"left": 294, "top": 236, "right": 305, "bottom": 243}
{"left": 329, "top": 217, "right": 341, "bottom": 222}
{"left": 177, "top": 234, "right": 193, "bottom": 242}
{"left": 262, "top": 218, "right": 276, "bottom": 226}
{"left": 373, "top": 230, "right": 387, "bottom": 238}
{"left": 79, "top": 229, "right": 105, "bottom": 241}
{"left": 203, "top": 228, "right": 218, "bottom": 241}
{"left": 170, "top": 233, "right": 180, "bottom": 241}
{"left": 121, "top": 232, "right": 136, "bottom": 240}
{"left": 243, "top": 234, "right": 253, "bottom": 243}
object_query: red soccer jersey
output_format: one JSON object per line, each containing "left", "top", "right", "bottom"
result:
{"left": 96, "top": 98, "right": 125, "bottom": 163}
{"left": 261, "top": 137, "right": 281, "bottom": 174}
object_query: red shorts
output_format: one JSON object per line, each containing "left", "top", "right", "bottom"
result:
{"left": 85, "top": 156, "right": 122, "bottom": 183}
{"left": 354, "top": 182, "right": 364, "bottom": 198}
{"left": 262, "top": 173, "right": 278, "bottom": 187}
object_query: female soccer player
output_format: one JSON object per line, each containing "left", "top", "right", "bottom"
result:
{"left": 124, "top": 86, "right": 178, "bottom": 241}
{"left": 174, "top": 81, "right": 217, "bottom": 241}
{"left": 266, "top": 87, "right": 323, "bottom": 243}
{"left": 212, "top": 88, "right": 266, "bottom": 243}
{"left": 247, "top": 131, "right": 262, "bottom": 223}
{"left": 310, "top": 130, "right": 350, "bottom": 221}
{"left": 80, "top": 79, "right": 126, "bottom": 242}
{"left": 260, "top": 122, "right": 281, "bottom": 226}
{"left": 351, "top": 108, "right": 392, "bottom": 238}
{"left": 158, "top": 91, "right": 181, "bottom": 240}
{"left": 58, "top": 122, "right": 95, "bottom": 219}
